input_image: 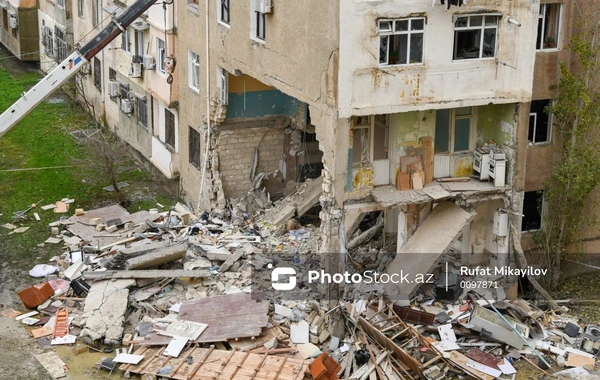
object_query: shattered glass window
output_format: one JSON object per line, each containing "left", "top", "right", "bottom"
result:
{"left": 453, "top": 15, "right": 498, "bottom": 60}
{"left": 378, "top": 18, "right": 424, "bottom": 65}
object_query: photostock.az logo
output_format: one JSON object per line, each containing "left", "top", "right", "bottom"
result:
{"left": 269, "top": 264, "right": 296, "bottom": 290}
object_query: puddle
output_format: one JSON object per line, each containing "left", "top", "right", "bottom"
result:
{"left": 55, "top": 345, "right": 140, "bottom": 379}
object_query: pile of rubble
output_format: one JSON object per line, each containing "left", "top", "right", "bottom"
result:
{"left": 3, "top": 186, "right": 600, "bottom": 379}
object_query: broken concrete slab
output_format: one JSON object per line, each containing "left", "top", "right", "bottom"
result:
{"left": 290, "top": 321, "right": 310, "bottom": 344}
{"left": 79, "top": 279, "right": 136, "bottom": 345}
{"left": 125, "top": 243, "right": 187, "bottom": 270}
{"left": 82, "top": 269, "right": 211, "bottom": 280}
{"left": 384, "top": 201, "right": 475, "bottom": 298}
{"left": 219, "top": 248, "right": 244, "bottom": 272}
{"left": 35, "top": 352, "right": 69, "bottom": 379}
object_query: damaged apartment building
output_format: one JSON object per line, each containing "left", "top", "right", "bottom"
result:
{"left": 46, "top": 0, "right": 180, "bottom": 183}
{"left": 176, "top": 0, "right": 545, "bottom": 273}
{"left": 38, "top": 0, "right": 577, "bottom": 283}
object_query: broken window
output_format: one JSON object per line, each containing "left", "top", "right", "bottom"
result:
{"left": 256, "top": 10, "right": 265, "bottom": 40}
{"left": 57, "top": 0, "right": 65, "bottom": 8}
{"left": 529, "top": 99, "right": 551, "bottom": 144}
{"left": 165, "top": 109, "right": 176, "bottom": 150}
{"left": 522, "top": 190, "right": 544, "bottom": 231}
{"left": 188, "top": 51, "right": 200, "bottom": 92}
{"left": 379, "top": 18, "right": 424, "bottom": 65}
{"left": 350, "top": 115, "right": 389, "bottom": 166}
{"left": 2, "top": 10, "right": 7, "bottom": 30}
{"left": 136, "top": 95, "right": 148, "bottom": 128}
{"left": 434, "top": 107, "right": 472, "bottom": 153}
{"left": 93, "top": 57, "right": 102, "bottom": 90}
{"left": 78, "top": 0, "right": 84, "bottom": 18}
{"left": 220, "top": 0, "right": 230, "bottom": 25}
{"left": 189, "top": 127, "right": 201, "bottom": 169}
{"left": 537, "top": 4, "right": 560, "bottom": 50}
{"left": 55, "top": 27, "right": 68, "bottom": 62}
{"left": 351, "top": 116, "right": 371, "bottom": 165}
{"left": 453, "top": 15, "right": 499, "bottom": 60}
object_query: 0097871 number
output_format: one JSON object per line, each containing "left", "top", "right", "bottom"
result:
{"left": 460, "top": 280, "right": 498, "bottom": 289}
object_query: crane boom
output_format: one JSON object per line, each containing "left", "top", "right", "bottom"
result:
{"left": 0, "top": 0, "right": 159, "bottom": 137}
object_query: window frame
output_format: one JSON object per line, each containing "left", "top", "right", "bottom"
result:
{"left": 452, "top": 14, "right": 500, "bottom": 61}
{"left": 78, "top": 0, "right": 84, "bottom": 17}
{"left": 522, "top": 190, "right": 545, "bottom": 232}
{"left": 188, "top": 50, "right": 200, "bottom": 93}
{"left": 537, "top": 3, "right": 561, "bottom": 50}
{"left": 55, "top": 27, "right": 68, "bottom": 62}
{"left": 133, "top": 29, "right": 144, "bottom": 57}
{"left": 218, "top": 0, "right": 230, "bottom": 26}
{"left": 250, "top": 0, "right": 266, "bottom": 42}
{"left": 378, "top": 17, "right": 425, "bottom": 66}
{"left": 434, "top": 107, "right": 474, "bottom": 154}
{"left": 218, "top": 67, "right": 228, "bottom": 105}
{"left": 57, "top": 0, "right": 65, "bottom": 9}
{"left": 136, "top": 95, "right": 149, "bottom": 129}
{"left": 93, "top": 57, "right": 102, "bottom": 91}
{"left": 350, "top": 115, "right": 389, "bottom": 166}
{"left": 189, "top": 127, "right": 201, "bottom": 169}
{"left": 528, "top": 99, "right": 552, "bottom": 144}
{"left": 122, "top": 28, "right": 131, "bottom": 54}
{"left": 157, "top": 38, "right": 166, "bottom": 75}
{"left": 165, "top": 108, "right": 176, "bottom": 151}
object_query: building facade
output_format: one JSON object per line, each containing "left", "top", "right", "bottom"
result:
{"left": 0, "top": 0, "right": 39, "bottom": 61}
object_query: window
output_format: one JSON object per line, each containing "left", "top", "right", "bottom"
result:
{"left": 134, "top": 29, "right": 144, "bottom": 57}
{"left": 522, "top": 190, "right": 544, "bottom": 231}
{"left": 219, "top": 0, "right": 230, "bottom": 25}
{"left": 93, "top": 0, "right": 100, "bottom": 27}
{"left": 218, "top": 67, "right": 228, "bottom": 105}
{"left": 189, "top": 127, "right": 201, "bottom": 169}
{"left": 256, "top": 11, "right": 265, "bottom": 40}
{"left": 41, "top": 20, "right": 47, "bottom": 47}
{"left": 119, "top": 82, "right": 129, "bottom": 100}
{"left": 378, "top": 18, "right": 424, "bottom": 65}
{"left": 57, "top": 0, "right": 65, "bottom": 8}
{"left": 78, "top": 0, "right": 84, "bottom": 17}
{"left": 109, "top": 67, "right": 117, "bottom": 81}
{"left": 453, "top": 15, "right": 499, "bottom": 60}
{"left": 165, "top": 109, "right": 176, "bottom": 150}
{"left": 93, "top": 57, "right": 102, "bottom": 90}
{"left": 2, "top": 10, "right": 7, "bottom": 30}
{"left": 188, "top": 51, "right": 200, "bottom": 92}
{"left": 46, "top": 28, "right": 54, "bottom": 58}
{"left": 251, "top": 0, "right": 265, "bottom": 41}
{"left": 55, "top": 28, "right": 68, "bottom": 62}
{"left": 350, "top": 115, "right": 389, "bottom": 165}
{"left": 434, "top": 107, "right": 472, "bottom": 153}
{"left": 529, "top": 100, "right": 551, "bottom": 144}
{"left": 157, "top": 38, "right": 166, "bottom": 74}
{"left": 136, "top": 96, "right": 148, "bottom": 128}
{"left": 537, "top": 4, "right": 561, "bottom": 50}
{"left": 122, "top": 28, "right": 131, "bottom": 54}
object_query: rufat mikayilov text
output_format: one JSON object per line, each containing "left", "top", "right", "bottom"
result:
{"left": 460, "top": 266, "right": 547, "bottom": 277}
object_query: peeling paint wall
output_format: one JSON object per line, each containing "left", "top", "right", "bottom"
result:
{"left": 476, "top": 104, "right": 515, "bottom": 147}
{"left": 338, "top": 0, "right": 539, "bottom": 118}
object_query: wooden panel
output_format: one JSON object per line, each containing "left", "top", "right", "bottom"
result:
{"left": 120, "top": 346, "right": 310, "bottom": 380}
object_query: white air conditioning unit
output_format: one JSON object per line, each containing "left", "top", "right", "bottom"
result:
{"left": 9, "top": 16, "right": 18, "bottom": 29}
{"left": 143, "top": 54, "right": 155, "bottom": 70}
{"left": 259, "top": 0, "right": 273, "bottom": 14}
{"left": 121, "top": 99, "right": 134, "bottom": 114}
{"left": 108, "top": 81, "right": 119, "bottom": 97}
{"left": 130, "top": 62, "right": 142, "bottom": 78}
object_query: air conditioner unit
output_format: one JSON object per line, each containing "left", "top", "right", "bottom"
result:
{"left": 108, "top": 81, "right": 119, "bottom": 97}
{"left": 130, "top": 62, "right": 143, "bottom": 78}
{"left": 121, "top": 99, "right": 134, "bottom": 114}
{"left": 143, "top": 54, "right": 155, "bottom": 70}
{"left": 259, "top": 0, "right": 273, "bottom": 14}
{"left": 9, "top": 16, "right": 18, "bottom": 29}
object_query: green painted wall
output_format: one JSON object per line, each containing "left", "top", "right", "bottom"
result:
{"left": 477, "top": 104, "right": 515, "bottom": 146}
{"left": 226, "top": 90, "right": 299, "bottom": 119}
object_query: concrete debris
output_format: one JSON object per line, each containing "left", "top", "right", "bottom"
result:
{"left": 8, "top": 192, "right": 600, "bottom": 380}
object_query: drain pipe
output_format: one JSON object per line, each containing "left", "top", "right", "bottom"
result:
{"left": 198, "top": 0, "right": 211, "bottom": 209}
